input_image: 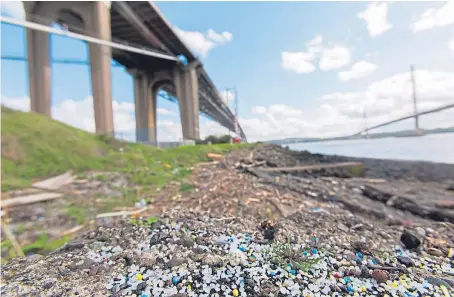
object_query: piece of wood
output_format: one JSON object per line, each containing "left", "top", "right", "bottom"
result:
{"left": 207, "top": 153, "right": 224, "bottom": 160}
{"left": 2, "top": 192, "right": 63, "bottom": 208}
{"left": 256, "top": 162, "right": 363, "bottom": 173}
{"left": 349, "top": 178, "right": 387, "bottom": 183}
{"left": 60, "top": 225, "right": 84, "bottom": 237}
{"left": 197, "top": 161, "right": 219, "bottom": 167}
{"left": 113, "top": 206, "right": 141, "bottom": 212}
{"left": 32, "top": 171, "right": 74, "bottom": 191}
{"left": 96, "top": 207, "right": 148, "bottom": 219}
{"left": 1, "top": 219, "right": 25, "bottom": 257}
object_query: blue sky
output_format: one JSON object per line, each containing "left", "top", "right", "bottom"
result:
{"left": 1, "top": 1, "right": 454, "bottom": 141}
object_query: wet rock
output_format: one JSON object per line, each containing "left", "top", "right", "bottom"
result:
{"left": 400, "top": 230, "right": 421, "bottom": 249}
{"left": 396, "top": 256, "right": 415, "bottom": 267}
{"left": 371, "top": 269, "right": 389, "bottom": 283}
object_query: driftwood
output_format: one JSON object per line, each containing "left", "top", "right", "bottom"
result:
{"left": 207, "top": 153, "right": 224, "bottom": 160}
{"left": 1, "top": 219, "right": 25, "bottom": 257}
{"left": 59, "top": 225, "right": 84, "bottom": 237}
{"left": 2, "top": 192, "right": 63, "bottom": 208}
{"left": 96, "top": 207, "right": 148, "bottom": 219}
{"left": 255, "top": 162, "right": 363, "bottom": 173}
{"left": 32, "top": 171, "right": 74, "bottom": 191}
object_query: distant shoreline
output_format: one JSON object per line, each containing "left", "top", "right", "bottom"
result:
{"left": 268, "top": 127, "right": 454, "bottom": 145}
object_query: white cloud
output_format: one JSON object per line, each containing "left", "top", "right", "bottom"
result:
{"left": 319, "top": 46, "right": 351, "bottom": 71}
{"left": 206, "top": 29, "right": 232, "bottom": 43}
{"left": 157, "top": 108, "right": 175, "bottom": 116}
{"left": 200, "top": 121, "right": 233, "bottom": 139}
{"left": 238, "top": 70, "right": 454, "bottom": 141}
{"left": 0, "top": 1, "right": 25, "bottom": 19}
{"left": 251, "top": 106, "right": 267, "bottom": 114}
{"left": 173, "top": 27, "right": 233, "bottom": 58}
{"left": 449, "top": 30, "right": 454, "bottom": 53}
{"left": 281, "top": 51, "right": 316, "bottom": 74}
{"left": 412, "top": 2, "right": 454, "bottom": 32}
{"left": 357, "top": 2, "right": 392, "bottom": 37}
{"left": 281, "top": 35, "right": 351, "bottom": 73}
{"left": 338, "top": 61, "right": 378, "bottom": 81}
{"left": 219, "top": 89, "right": 235, "bottom": 105}
{"left": 306, "top": 35, "right": 324, "bottom": 55}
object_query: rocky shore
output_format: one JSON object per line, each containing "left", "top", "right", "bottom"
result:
{"left": 1, "top": 144, "right": 453, "bottom": 297}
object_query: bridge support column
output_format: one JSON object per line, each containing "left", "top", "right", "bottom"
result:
{"left": 25, "top": 16, "right": 51, "bottom": 116}
{"left": 87, "top": 2, "right": 114, "bottom": 136}
{"left": 131, "top": 71, "right": 157, "bottom": 144}
{"left": 174, "top": 64, "right": 200, "bottom": 141}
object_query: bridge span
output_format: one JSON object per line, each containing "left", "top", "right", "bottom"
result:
{"left": 1, "top": 1, "right": 246, "bottom": 142}
{"left": 352, "top": 103, "right": 454, "bottom": 137}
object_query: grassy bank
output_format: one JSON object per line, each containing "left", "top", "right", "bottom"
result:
{"left": 1, "top": 106, "right": 249, "bottom": 261}
{"left": 1, "top": 106, "right": 248, "bottom": 191}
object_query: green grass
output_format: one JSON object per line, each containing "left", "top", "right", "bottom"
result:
{"left": 65, "top": 205, "right": 87, "bottom": 225}
{"left": 21, "top": 233, "right": 70, "bottom": 255}
{"left": 1, "top": 106, "right": 250, "bottom": 192}
{"left": 180, "top": 183, "right": 195, "bottom": 193}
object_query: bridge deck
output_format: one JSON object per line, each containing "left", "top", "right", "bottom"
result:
{"left": 109, "top": 1, "right": 245, "bottom": 138}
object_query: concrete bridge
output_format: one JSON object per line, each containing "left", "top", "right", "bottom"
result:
{"left": 9, "top": 1, "right": 246, "bottom": 142}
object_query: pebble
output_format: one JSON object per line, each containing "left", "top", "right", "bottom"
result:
{"left": 400, "top": 230, "right": 421, "bottom": 249}
{"left": 397, "top": 256, "right": 415, "bottom": 267}
{"left": 427, "top": 248, "right": 445, "bottom": 257}
{"left": 371, "top": 269, "right": 389, "bottom": 283}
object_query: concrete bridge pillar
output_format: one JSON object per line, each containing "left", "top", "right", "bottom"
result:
{"left": 25, "top": 15, "right": 52, "bottom": 116}
{"left": 87, "top": 2, "right": 114, "bottom": 135}
{"left": 131, "top": 70, "right": 157, "bottom": 144}
{"left": 24, "top": 1, "right": 114, "bottom": 135}
{"left": 174, "top": 63, "right": 200, "bottom": 141}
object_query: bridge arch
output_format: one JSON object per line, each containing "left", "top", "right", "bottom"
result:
{"left": 23, "top": 1, "right": 114, "bottom": 135}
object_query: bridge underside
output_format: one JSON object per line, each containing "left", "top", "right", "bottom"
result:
{"left": 22, "top": 1, "right": 246, "bottom": 143}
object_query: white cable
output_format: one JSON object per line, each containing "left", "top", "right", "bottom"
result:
{"left": 0, "top": 16, "right": 178, "bottom": 62}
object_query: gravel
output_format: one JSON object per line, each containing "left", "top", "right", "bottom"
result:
{"left": 2, "top": 144, "right": 454, "bottom": 296}
{"left": 2, "top": 209, "right": 453, "bottom": 297}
